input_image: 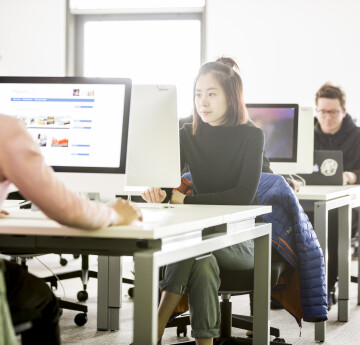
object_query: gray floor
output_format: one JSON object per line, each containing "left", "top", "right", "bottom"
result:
{"left": 17, "top": 254, "right": 360, "bottom": 345}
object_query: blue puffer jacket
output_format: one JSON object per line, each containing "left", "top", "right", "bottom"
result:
{"left": 258, "top": 173, "right": 328, "bottom": 323}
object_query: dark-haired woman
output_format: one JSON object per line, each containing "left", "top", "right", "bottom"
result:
{"left": 142, "top": 57, "right": 265, "bottom": 345}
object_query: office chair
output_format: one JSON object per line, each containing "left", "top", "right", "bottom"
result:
{"left": 44, "top": 254, "right": 135, "bottom": 301}
{"left": 165, "top": 259, "right": 292, "bottom": 345}
{"left": 44, "top": 254, "right": 96, "bottom": 302}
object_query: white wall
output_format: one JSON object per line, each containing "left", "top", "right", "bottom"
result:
{"left": 1, "top": 0, "right": 360, "bottom": 120}
{"left": 206, "top": 0, "right": 360, "bottom": 120}
{"left": 0, "top": 0, "right": 67, "bottom": 76}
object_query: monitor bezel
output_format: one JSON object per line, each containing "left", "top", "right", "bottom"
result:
{"left": 0, "top": 76, "right": 132, "bottom": 174}
{"left": 246, "top": 103, "right": 299, "bottom": 163}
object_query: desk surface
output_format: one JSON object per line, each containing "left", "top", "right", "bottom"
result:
{"left": 0, "top": 204, "right": 271, "bottom": 240}
{"left": 296, "top": 185, "right": 360, "bottom": 201}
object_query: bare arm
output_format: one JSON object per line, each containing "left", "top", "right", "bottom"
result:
{"left": 0, "top": 116, "right": 141, "bottom": 229}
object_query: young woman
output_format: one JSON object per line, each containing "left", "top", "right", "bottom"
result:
{"left": 142, "top": 57, "right": 265, "bottom": 345}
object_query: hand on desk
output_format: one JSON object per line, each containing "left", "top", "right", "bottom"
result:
{"left": 112, "top": 199, "right": 143, "bottom": 224}
{"left": 141, "top": 187, "right": 167, "bottom": 203}
{"left": 343, "top": 171, "right": 357, "bottom": 185}
{"left": 141, "top": 187, "right": 186, "bottom": 204}
{"left": 285, "top": 177, "right": 301, "bottom": 193}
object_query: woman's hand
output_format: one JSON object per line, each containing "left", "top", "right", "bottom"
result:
{"left": 112, "top": 199, "right": 143, "bottom": 225}
{"left": 141, "top": 187, "right": 167, "bottom": 203}
{"left": 170, "top": 190, "right": 186, "bottom": 204}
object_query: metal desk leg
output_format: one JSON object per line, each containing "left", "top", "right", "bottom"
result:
{"left": 253, "top": 230, "right": 271, "bottom": 345}
{"left": 97, "top": 256, "right": 122, "bottom": 330}
{"left": 338, "top": 204, "right": 351, "bottom": 321}
{"left": 314, "top": 202, "right": 327, "bottom": 342}
{"left": 133, "top": 251, "right": 159, "bottom": 345}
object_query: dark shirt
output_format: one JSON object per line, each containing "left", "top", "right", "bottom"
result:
{"left": 314, "top": 114, "right": 360, "bottom": 184}
{"left": 179, "top": 115, "right": 272, "bottom": 174}
{"left": 179, "top": 122, "right": 264, "bottom": 205}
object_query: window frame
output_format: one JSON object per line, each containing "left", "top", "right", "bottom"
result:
{"left": 74, "top": 12, "right": 205, "bottom": 77}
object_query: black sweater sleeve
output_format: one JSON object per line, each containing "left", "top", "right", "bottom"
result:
{"left": 184, "top": 128, "right": 264, "bottom": 205}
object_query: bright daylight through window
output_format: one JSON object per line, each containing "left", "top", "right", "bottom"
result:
{"left": 73, "top": 0, "right": 204, "bottom": 118}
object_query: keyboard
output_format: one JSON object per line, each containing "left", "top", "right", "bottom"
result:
{"left": 138, "top": 203, "right": 174, "bottom": 209}
{"left": 139, "top": 206, "right": 172, "bottom": 224}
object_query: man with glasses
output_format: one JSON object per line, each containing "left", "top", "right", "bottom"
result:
{"left": 313, "top": 82, "right": 360, "bottom": 309}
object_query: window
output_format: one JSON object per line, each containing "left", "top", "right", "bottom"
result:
{"left": 72, "top": 1, "right": 204, "bottom": 118}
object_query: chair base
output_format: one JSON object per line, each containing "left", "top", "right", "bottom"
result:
{"left": 58, "top": 298, "right": 88, "bottom": 326}
{"left": 214, "top": 337, "right": 291, "bottom": 344}
{"left": 165, "top": 314, "right": 291, "bottom": 345}
{"left": 163, "top": 338, "right": 291, "bottom": 345}
{"left": 232, "top": 314, "right": 280, "bottom": 338}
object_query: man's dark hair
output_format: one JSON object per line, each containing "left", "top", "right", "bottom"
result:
{"left": 315, "top": 82, "right": 346, "bottom": 109}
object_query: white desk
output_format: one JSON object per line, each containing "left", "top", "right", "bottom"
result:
{"left": 0, "top": 204, "right": 272, "bottom": 345}
{"left": 296, "top": 185, "right": 360, "bottom": 342}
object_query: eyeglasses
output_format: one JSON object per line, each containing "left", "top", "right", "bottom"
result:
{"left": 315, "top": 109, "right": 342, "bottom": 118}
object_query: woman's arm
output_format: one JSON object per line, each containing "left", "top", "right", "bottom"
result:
{"left": 1, "top": 117, "right": 140, "bottom": 229}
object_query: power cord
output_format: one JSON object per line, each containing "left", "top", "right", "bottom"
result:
{"left": 35, "top": 256, "right": 66, "bottom": 299}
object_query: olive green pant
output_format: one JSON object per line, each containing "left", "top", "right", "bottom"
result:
{"left": 159, "top": 240, "right": 254, "bottom": 338}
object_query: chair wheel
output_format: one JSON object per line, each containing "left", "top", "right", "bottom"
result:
{"left": 176, "top": 324, "right": 187, "bottom": 337}
{"left": 128, "top": 287, "right": 134, "bottom": 298}
{"left": 74, "top": 313, "right": 87, "bottom": 326}
{"left": 77, "top": 290, "right": 88, "bottom": 302}
{"left": 60, "top": 257, "right": 68, "bottom": 266}
{"left": 73, "top": 254, "right": 80, "bottom": 259}
{"left": 273, "top": 338, "right": 286, "bottom": 343}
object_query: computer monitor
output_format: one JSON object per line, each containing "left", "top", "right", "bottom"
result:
{"left": 0, "top": 76, "right": 132, "bottom": 194}
{"left": 247, "top": 104, "right": 313, "bottom": 174}
{"left": 125, "top": 84, "right": 181, "bottom": 193}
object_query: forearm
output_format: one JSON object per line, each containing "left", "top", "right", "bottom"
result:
{"left": 3, "top": 124, "right": 112, "bottom": 229}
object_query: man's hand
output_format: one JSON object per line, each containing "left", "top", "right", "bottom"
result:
{"left": 343, "top": 171, "right": 357, "bottom": 185}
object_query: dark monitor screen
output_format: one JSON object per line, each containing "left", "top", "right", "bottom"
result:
{"left": 247, "top": 104, "right": 298, "bottom": 162}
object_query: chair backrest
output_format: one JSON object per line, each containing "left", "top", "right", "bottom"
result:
{"left": 218, "top": 259, "right": 291, "bottom": 295}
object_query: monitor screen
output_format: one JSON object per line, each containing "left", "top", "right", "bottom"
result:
{"left": 0, "top": 76, "right": 132, "bottom": 194}
{"left": 247, "top": 104, "right": 298, "bottom": 162}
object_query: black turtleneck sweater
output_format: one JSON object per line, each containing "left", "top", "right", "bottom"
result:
{"left": 314, "top": 114, "right": 360, "bottom": 183}
{"left": 180, "top": 122, "right": 265, "bottom": 205}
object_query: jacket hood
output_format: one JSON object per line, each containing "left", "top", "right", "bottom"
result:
{"left": 315, "top": 113, "right": 357, "bottom": 138}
